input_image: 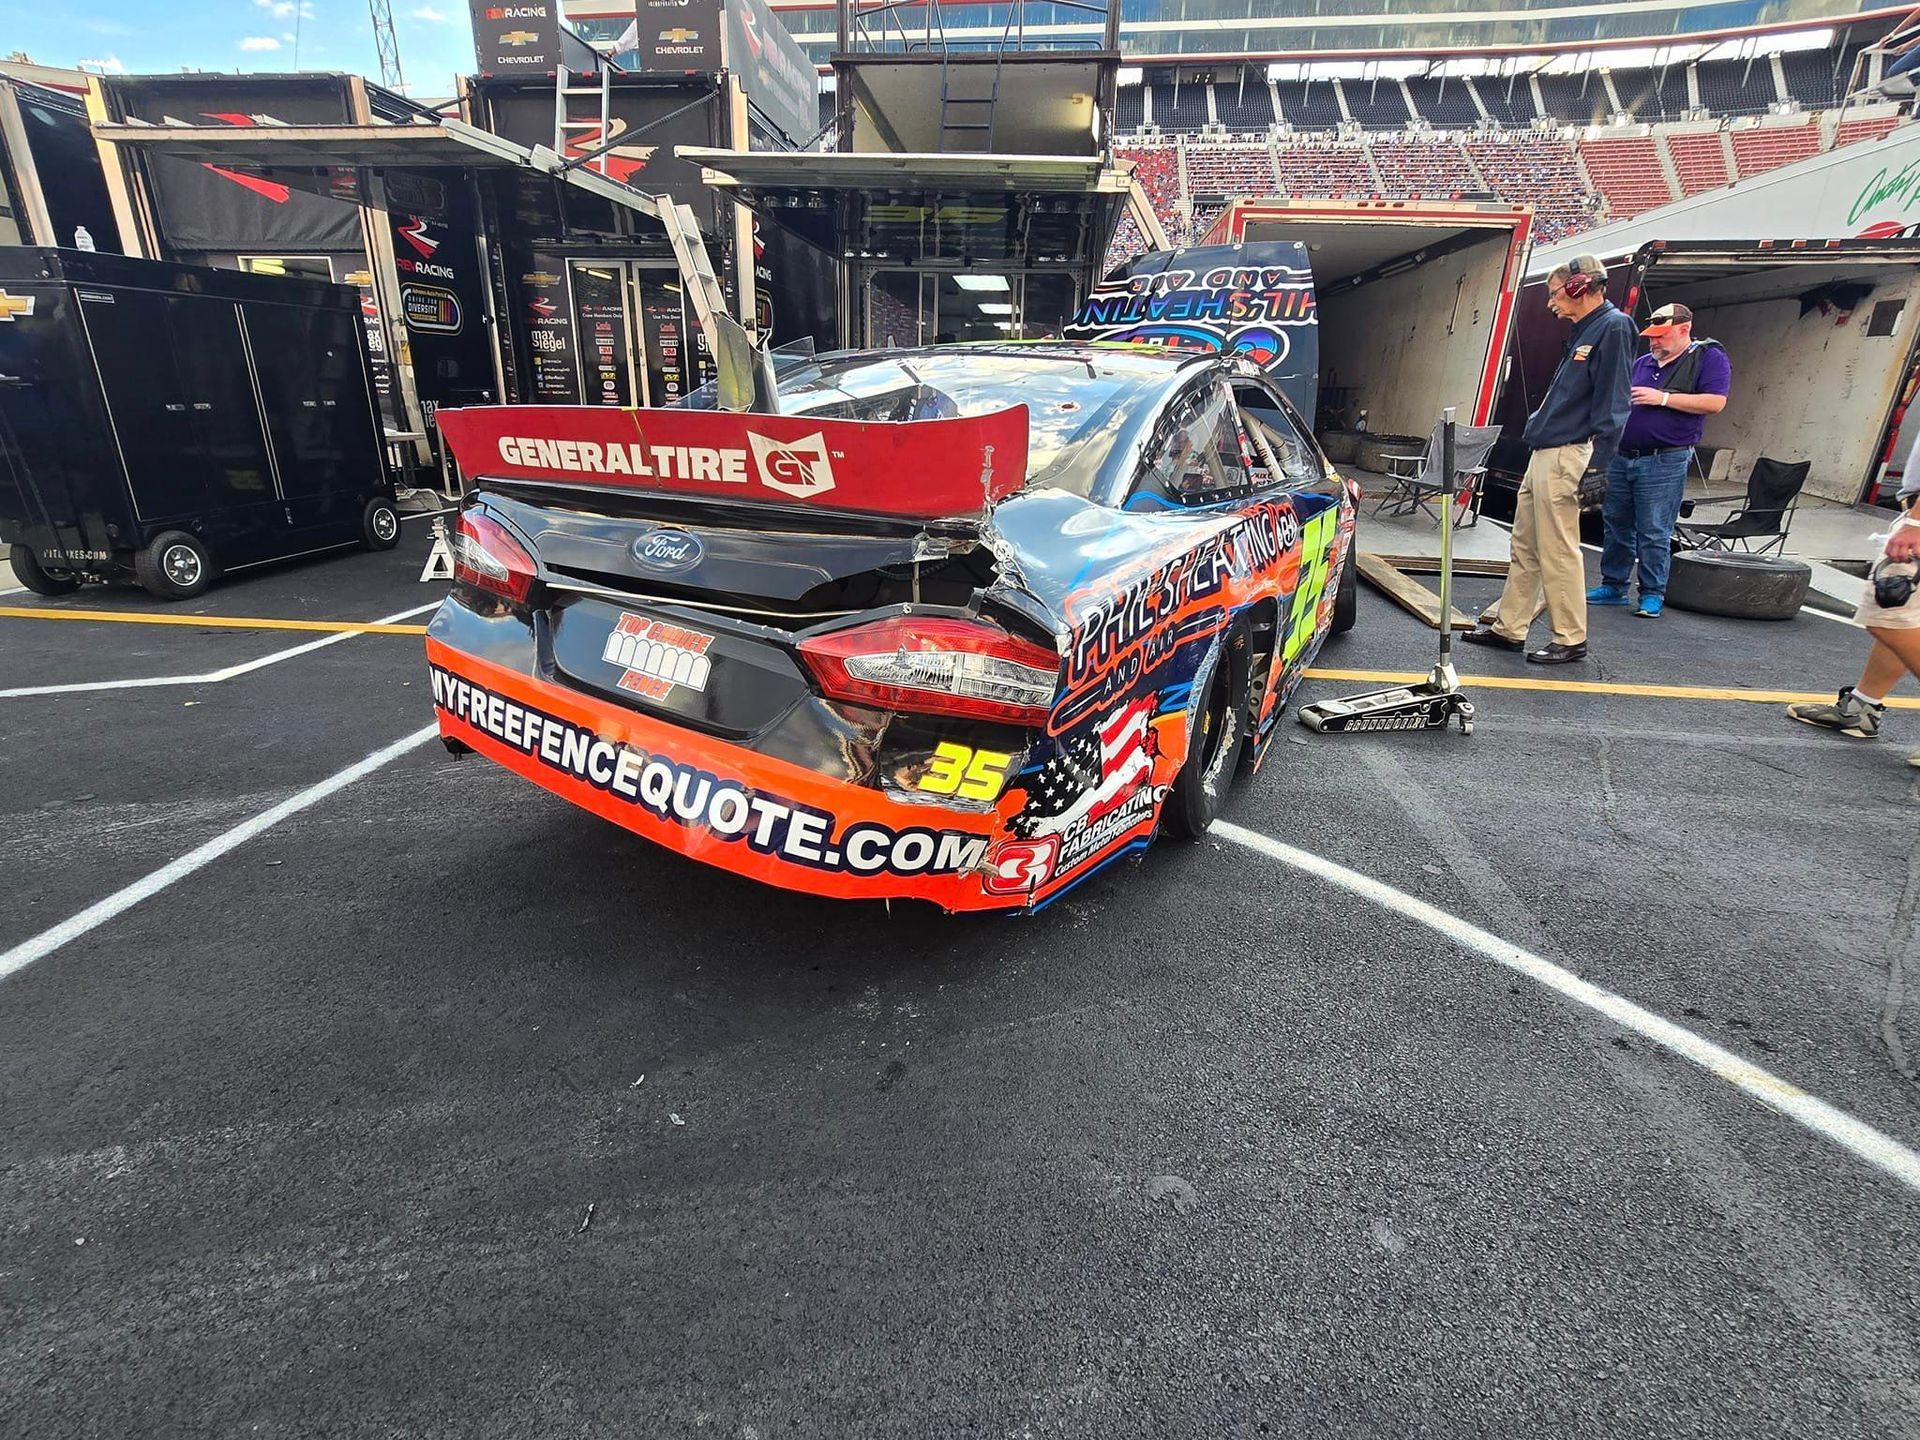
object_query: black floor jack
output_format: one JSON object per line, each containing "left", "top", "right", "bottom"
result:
{"left": 1298, "top": 408, "right": 1476, "bottom": 737}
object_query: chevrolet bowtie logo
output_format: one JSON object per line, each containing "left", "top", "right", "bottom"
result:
{"left": 658, "top": 28, "right": 699, "bottom": 42}
{"left": 501, "top": 30, "right": 540, "bottom": 45}
{"left": 0, "top": 291, "right": 35, "bottom": 321}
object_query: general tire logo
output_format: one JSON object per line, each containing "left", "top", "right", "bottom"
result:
{"left": 631, "top": 528, "right": 704, "bottom": 572}
{"left": 747, "top": 431, "right": 836, "bottom": 499}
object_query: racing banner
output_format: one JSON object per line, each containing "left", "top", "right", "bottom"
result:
{"left": 436, "top": 404, "right": 1031, "bottom": 518}
{"left": 470, "top": 1, "right": 565, "bottom": 75}
{"left": 1067, "top": 241, "right": 1320, "bottom": 422}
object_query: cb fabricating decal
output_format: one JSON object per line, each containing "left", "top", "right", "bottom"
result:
{"left": 431, "top": 667, "right": 992, "bottom": 880}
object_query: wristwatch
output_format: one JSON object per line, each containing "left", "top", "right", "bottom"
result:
{"left": 1659, "top": 391, "right": 1671, "bottom": 407}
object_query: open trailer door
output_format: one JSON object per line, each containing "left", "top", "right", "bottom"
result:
{"left": 1200, "top": 198, "right": 1533, "bottom": 443}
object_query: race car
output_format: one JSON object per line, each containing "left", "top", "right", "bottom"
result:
{"left": 426, "top": 344, "right": 1357, "bottom": 912}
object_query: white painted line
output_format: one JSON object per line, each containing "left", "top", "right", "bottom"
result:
{"left": 1216, "top": 821, "right": 1920, "bottom": 1194}
{"left": 0, "top": 724, "right": 440, "bottom": 984}
{"left": 0, "top": 600, "right": 440, "bottom": 699}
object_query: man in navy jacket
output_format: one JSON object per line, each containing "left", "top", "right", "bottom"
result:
{"left": 1466, "top": 255, "right": 1637, "bottom": 664}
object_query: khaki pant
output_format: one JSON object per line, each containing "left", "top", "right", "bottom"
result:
{"left": 1487, "top": 441, "right": 1591, "bottom": 647}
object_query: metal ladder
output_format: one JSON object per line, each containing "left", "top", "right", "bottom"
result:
{"left": 937, "top": 54, "right": 1003, "bottom": 151}
{"left": 553, "top": 60, "right": 612, "bottom": 173}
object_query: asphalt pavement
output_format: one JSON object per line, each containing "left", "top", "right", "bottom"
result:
{"left": 3, "top": 527, "right": 1918, "bottom": 1439}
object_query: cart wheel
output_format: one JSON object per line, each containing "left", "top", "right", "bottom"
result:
{"left": 1460, "top": 717, "right": 1474, "bottom": 736}
{"left": 9, "top": 544, "right": 79, "bottom": 597}
{"left": 135, "top": 531, "right": 215, "bottom": 600}
{"left": 362, "top": 497, "right": 401, "bottom": 552}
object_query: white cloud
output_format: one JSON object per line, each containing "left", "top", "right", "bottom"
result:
{"left": 239, "top": 36, "right": 283, "bottom": 52}
{"left": 411, "top": 5, "right": 450, "bottom": 21}
{"left": 85, "top": 19, "right": 133, "bottom": 37}
{"left": 75, "top": 55, "right": 127, "bottom": 75}
{"left": 255, "top": 0, "right": 316, "bottom": 17}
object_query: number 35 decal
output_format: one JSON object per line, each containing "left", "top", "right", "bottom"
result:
{"left": 918, "top": 742, "right": 1015, "bottom": 801}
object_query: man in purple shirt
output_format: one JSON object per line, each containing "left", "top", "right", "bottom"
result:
{"left": 1587, "top": 303, "right": 1731, "bottom": 618}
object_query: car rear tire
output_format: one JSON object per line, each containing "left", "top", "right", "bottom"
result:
{"left": 135, "top": 531, "right": 215, "bottom": 601}
{"left": 1329, "top": 548, "right": 1357, "bottom": 637}
{"left": 363, "top": 496, "right": 401, "bottom": 551}
{"left": 1166, "top": 634, "right": 1248, "bottom": 839}
{"left": 1666, "top": 549, "right": 1810, "bottom": 620}
{"left": 9, "top": 544, "right": 79, "bottom": 597}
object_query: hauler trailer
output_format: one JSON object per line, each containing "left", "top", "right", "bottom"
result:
{"left": 1199, "top": 198, "right": 1534, "bottom": 454}
{"left": 1495, "top": 237, "right": 1920, "bottom": 508}
{"left": 0, "top": 247, "right": 397, "bottom": 599}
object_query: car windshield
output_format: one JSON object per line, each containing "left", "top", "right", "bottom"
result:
{"left": 686, "top": 347, "right": 1162, "bottom": 499}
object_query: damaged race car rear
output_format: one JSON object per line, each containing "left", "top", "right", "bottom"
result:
{"left": 426, "top": 345, "right": 1354, "bottom": 912}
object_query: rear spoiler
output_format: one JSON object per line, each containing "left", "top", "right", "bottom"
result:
{"left": 436, "top": 405, "right": 1030, "bottom": 521}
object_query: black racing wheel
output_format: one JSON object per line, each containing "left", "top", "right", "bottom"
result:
{"left": 9, "top": 543, "right": 79, "bottom": 597}
{"left": 1165, "top": 632, "right": 1249, "bottom": 839}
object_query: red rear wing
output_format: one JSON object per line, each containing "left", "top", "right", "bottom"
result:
{"left": 436, "top": 405, "right": 1031, "bottom": 520}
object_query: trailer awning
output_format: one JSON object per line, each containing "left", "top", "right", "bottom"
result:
{"left": 682, "top": 147, "right": 1139, "bottom": 265}
{"left": 91, "top": 118, "right": 663, "bottom": 217}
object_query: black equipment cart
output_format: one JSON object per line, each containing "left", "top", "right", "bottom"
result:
{"left": 0, "top": 248, "right": 398, "bottom": 599}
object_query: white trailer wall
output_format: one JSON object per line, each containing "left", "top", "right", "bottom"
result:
{"left": 1314, "top": 229, "right": 1511, "bottom": 440}
{"left": 1666, "top": 268, "right": 1920, "bottom": 503}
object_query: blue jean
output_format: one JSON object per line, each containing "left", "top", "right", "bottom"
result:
{"left": 1601, "top": 449, "right": 1691, "bottom": 597}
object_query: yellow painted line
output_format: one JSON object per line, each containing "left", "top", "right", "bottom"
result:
{"left": 0, "top": 606, "right": 429, "bottom": 636}
{"left": 1303, "top": 666, "right": 1920, "bottom": 709}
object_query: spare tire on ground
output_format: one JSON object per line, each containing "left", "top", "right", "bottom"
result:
{"left": 1318, "top": 430, "right": 1361, "bottom": 466}
{"left": 1666, "top": 549, "right": 1811, "bottom": 620}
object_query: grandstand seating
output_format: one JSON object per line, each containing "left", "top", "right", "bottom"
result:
{"left": 1116, "top": 86, "right": 1144, "bottom": 132}
{"left": 1271, "top": 142, "right": 1376, "bottom": 199}
{"left": 1183, "top": 144, "right": 1278, "bottom": 198}
{"left": 1665, "top": 130, "right": 1731, "bottom": 195}
{"left": 1105, "top": 46, "right": 1913, "bottom": 255}
{"left": 1152, "top": 83, "right": 1208, "bottom": 131}
{"left": 1371, "top": 139, "right": 1480, "bottom": 198}
{"left": 1403, "top": 75, "right": 1479, "bottom": 127}
{"left": 1537, "top": 72, "right": 1610, "bottom": 127}
{"left": 1836, "top": 114, "right": 1901, "bottom": 147}
{"left": 1730, "top": 121, "right": 1822, "bottom": 178}
{"left": 1781, "top": 50, "right": 1840, "bottom": 111}
{"left": 1578, "top": 135, "right": 1676, "bottom": 219}
{"left": 1342, "top": 77, "right": 1410, "bottom": 129}
{"left": 1120, "top": 144, "right": 1182, "bottom": 222}
{"left": 1704, "top": 59, "right": 1774, "bottom": 117}
{"left": 1471, "top": 74, "right": 1536, "bottom": 127}
{"left": 1465, "top": 134, "right": 1598, "bottom": 240}
{"left": 1214, "top": 81, "right": 1273, "bottom": 131}
{"left": 1697, "top": 59, "right": 1778, "bottom": 117}
{"left": 1275, "top": 79, "right": 1342, "bottom": 131}
{"left": 1103, "top": 212, "right": 1147, "bottom": 277}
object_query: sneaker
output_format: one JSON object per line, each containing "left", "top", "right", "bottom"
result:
{"left": 1787, "top": 687, "right": 1882, "bottom": 739}
{"left": 1587, "top": 583, "right": 1631, "bottom": 606}
{"left": 1635, "top": 594, "right": 1664, "bottom": 619}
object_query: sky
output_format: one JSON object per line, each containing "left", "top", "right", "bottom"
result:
{"left": 0, "top": 1, "right": 481, "bottom": 100}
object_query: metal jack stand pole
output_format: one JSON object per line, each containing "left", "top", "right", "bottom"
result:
{"left": 1297, "top": 407, "right": 1477, "bottom": 736}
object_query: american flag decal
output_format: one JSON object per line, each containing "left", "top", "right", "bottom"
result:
{"left": 1013, "top": 697, "right": 1159, "bottom": 839}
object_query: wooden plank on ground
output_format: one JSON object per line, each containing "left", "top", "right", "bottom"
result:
{"left": 1355, "top": 552, "right": 1478, "bottom": 631}
{"left": 1373, "top": 553, "right": 1511, "bottom": 578}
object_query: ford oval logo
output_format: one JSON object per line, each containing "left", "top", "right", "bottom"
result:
{"left": 632, "top": 528, "right": 704, "bottom": 572}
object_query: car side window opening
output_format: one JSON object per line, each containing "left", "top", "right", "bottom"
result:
{"left": 1136, "top": 382, "right": 1255, "bottom": 508}
{"left": 1233, "top": 382, "right": 1322, "bottom": 490}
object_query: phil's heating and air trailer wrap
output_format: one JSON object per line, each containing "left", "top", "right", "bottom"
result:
{"left": 427, "top": 369, "right": 1352, "bottom": 911}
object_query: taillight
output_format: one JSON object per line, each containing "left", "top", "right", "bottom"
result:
{"left": 453, "top": 510, "right": 536, "bottom": 604}
{"left": 798, "top": 615, "right": 1059, "bottom": 727}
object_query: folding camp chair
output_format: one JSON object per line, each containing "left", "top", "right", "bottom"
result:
{"left": 1673, "top": 456, "right": 1810, "bottom": 558}
{"left": 1371, "top": 419, "right": 1503, "bottom": 527}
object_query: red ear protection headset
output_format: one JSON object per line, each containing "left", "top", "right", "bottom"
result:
{"left": 1561, "top": 257, "right": 1598, "bottom": 299}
